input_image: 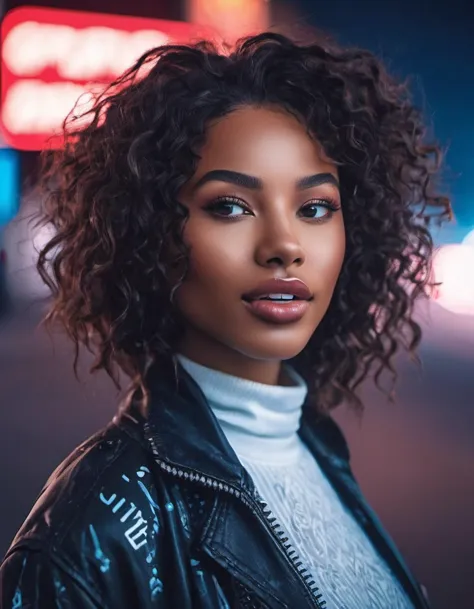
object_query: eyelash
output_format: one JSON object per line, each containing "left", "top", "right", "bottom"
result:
{"left": 205, "top": 196, "right": 341, "bottom": 222}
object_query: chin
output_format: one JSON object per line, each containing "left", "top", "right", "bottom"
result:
{"left": 236, "top": 335, "right": 312, "bottom": 362}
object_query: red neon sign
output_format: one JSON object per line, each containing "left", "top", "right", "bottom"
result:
{"left": 1, "top": 7, "right": 215, "bottom": 150}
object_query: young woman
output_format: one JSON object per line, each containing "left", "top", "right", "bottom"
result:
{"left": 0, "top": 32, "right": 450, "bottom": 609}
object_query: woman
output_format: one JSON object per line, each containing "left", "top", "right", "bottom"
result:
{"left": 0, "top": 32, "right": 449, "bottom": 609}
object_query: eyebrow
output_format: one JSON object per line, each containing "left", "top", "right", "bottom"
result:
{"left": 192, "top": 169, "right": 339, "bottom": 191}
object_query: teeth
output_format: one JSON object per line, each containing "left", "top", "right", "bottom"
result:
{"left": 259, "top": 293, "right": 296, "bottom": 301}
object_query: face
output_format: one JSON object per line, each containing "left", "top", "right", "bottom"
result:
{"left": 174, "top": 105, "right": 345, "bottom": 385}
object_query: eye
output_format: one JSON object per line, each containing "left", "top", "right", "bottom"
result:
{"left": 299, "top": 199, "right": 341, "bottom": 222}
{"left": 205, "top": 196, "right": 252, "bottom": 219}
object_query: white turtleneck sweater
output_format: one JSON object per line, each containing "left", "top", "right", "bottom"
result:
{"left": 176, "top": 354, "right": 414, "bottom": 609}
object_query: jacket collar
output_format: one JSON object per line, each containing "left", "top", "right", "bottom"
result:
{"left": 140, "top": 360, "right": 250, "bottom": 487}
{"left": 135, "top": 359, "right": 348, "bottom": 488}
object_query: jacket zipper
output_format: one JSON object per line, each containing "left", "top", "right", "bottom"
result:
{"left": 148, "top": 440, "right": 326, "bottom": 609}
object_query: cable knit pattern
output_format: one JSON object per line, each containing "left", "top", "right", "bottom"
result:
{"left": 176, "top": 354, "right": 413, "bottom": 609}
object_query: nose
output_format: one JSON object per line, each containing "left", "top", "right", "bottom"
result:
{"left": 254, "top": 219, "right": 305, "bottom": 270}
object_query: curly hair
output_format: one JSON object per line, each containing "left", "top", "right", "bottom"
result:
{"left": 36, "top": 32, "right": 451, "bottom": 413}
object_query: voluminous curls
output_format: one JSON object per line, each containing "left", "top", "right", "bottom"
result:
{"left": 36, "top": 32, "right": 451, "bottom": 412}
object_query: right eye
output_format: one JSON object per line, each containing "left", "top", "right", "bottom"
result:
{"left": 205, "top": 196, "right": 252, "bottom": 219}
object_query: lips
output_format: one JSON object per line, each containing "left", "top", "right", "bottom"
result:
{"left": 242, "top": 278, "right": 312, "bottom": 302}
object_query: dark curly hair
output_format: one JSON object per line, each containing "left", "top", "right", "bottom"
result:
{"left": 36, "top": 32, "right": 451, "bottom": 413}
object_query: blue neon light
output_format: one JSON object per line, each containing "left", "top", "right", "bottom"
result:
{"left": 0, "top": 148, "right": 20, "bottom": 225}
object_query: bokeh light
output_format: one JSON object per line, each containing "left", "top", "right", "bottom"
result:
{"left": 431, "top": 244, "right": 474, "bottom": 315}
{"left": 462, "top": 228, "right": 474, "bottom": 248}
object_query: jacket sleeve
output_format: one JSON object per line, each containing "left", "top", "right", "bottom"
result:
{"left": 0, "top": 549, "right": 103, "bottom": 609}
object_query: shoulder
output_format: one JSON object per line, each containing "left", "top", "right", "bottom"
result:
{"left": 2, "top": 420, "right": 185, "bottom": 606}
{"left": 8, "top": 422, "right": 160, "bottom": 549}
{"left": 3, "top": 421, "right": 172, "bottom": 595}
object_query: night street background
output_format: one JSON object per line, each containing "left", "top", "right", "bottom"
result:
{"left": 1, "top": 1, "right": 473, "bottom": 608}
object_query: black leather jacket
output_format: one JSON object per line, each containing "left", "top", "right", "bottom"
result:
{"left": 1, "top": 363, "right": 430, "bottom": 609}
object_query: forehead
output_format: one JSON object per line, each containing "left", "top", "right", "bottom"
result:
{"left": 196, "top": 105, "right": 337, "bottom": 178}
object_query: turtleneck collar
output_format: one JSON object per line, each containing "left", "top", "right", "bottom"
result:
{"left": 175, "top": 354, "right": 308, "bottom": 465}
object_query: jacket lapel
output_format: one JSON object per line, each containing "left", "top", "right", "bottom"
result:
{"left": 200, "top": 491, "right": 322, "bottom": 609}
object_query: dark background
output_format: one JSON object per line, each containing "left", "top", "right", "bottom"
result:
{"left": 1, "top": 1, "right": 473, "bottom": 608}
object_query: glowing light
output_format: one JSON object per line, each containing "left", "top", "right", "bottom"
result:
{"left": 462, "top": 229, "right": 474, "bottom": 248}
{"left": 1, "top": 7, "right": 215, "bottom": 150}
{"left": 3, "top": 22, "right": 169, "bottom": 81}
{"left": 186, "top": 0, "right": 269, "bottom": 42}
{"left": 431, "top": 244, "right": 474, "bottom": 315}
{"left": 0, "top": 148, "right": 19, "bottom": 224}
{"left": 2, "top": 80, "right": 101, "bottom": 134}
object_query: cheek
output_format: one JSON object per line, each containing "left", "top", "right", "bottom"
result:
{"left": 177, "top": 224, "right": 245, "bottom": 302}
{"left": 186, "top": 242, "right": 235, "bottom": 287}
{"left": 307, "top": 226, "right": 346, "bottom": 288}
{"left": 330, "top": 234, "right": 346, "bottom": 278}
{"left": 185, "top": 219, "right": 252, "bottom": 278}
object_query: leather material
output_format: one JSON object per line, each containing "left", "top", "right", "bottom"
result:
{"left": 0, "top": 362, "right": 431, "bottom": 608}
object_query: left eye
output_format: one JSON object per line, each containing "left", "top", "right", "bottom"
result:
{"left": 206, "top": 197, "right": 250, "bottom": 218}
{"left": 217, "top": 202, "right": 247, "bottom": 217}
{"left": 300, "top": 203, "right": 332, "bottom": 220}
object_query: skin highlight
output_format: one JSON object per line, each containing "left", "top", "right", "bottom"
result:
{"left": 176, "top": 106, "right": 345, "bottom": 386}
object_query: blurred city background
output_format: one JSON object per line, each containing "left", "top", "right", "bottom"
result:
{"left": 0, "top": 1, "right": 473, "bottom": 608}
